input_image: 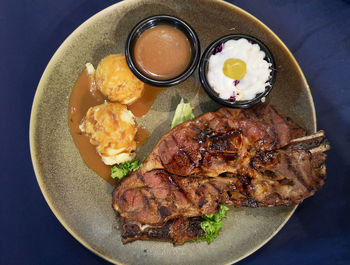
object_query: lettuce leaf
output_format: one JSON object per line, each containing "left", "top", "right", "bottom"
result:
{"left": 171, "top": 98, "right": 195, "bottom": 129}
{"left": 196, "top": 204, "right": 229, "bottom": 243}
{"left": 111, "top": 159, "right": 142, "bottom": 180}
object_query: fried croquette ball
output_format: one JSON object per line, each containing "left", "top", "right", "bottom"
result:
{"left": 79, "top": 102, "right": 137, "bottom": 165}
{"left": 95, "top": 54, "right": 144, "bottom": 104}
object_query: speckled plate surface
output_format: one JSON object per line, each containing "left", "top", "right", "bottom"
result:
{"left": 30, "top": 0, "right": 316, "bottom": 264}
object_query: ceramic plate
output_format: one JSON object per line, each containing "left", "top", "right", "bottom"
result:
{"left": 30, "top": 0, "right": 316, "bottom": 264}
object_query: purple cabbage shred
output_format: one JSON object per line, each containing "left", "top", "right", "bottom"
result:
{"left": 229, "top": 91, "right": 236, "bottom": 101}
{"left": 213, "top": 43, "right": 224, "bottom": 54}
{"left": 234, "top": 80, "right": 240, "bottom": 86}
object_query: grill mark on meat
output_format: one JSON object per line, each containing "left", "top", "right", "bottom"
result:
{"left": 171, "top": 134, "right": 196, "bottom": 167}
{"left": 208, "top": 130, "right": 241, "bottom": 153}
{"left": 285, "top": 154, "right": 308, "bottom": 190}
{"left": 190, "top": 126, "right": 202, "bottom": 134}
{"left": 120, "top": 191, "right": 128, "bottom": 203}
{"left": 264, "top": 170, "right": 277, "bottom": 178}
{"left": 167, "top": 173, "right": 196, "bottom": 209}
{"left": 180, "top": 148, "right": 196, "bottom": 166}
{"left": 170, "top": 134, "right": 178, "bottom": 145}
{"left": 267, "top": 108, "right": 280, "bottom": 148}
{"left": 198, "top": 198, "right": 207, "bottom": 207}
{"left": 271, "top": 127, "right": 279, "bottom": 148}
{"left": 136, "top": 170, "right": 167, "bottom": 222}
{"left": 278, "top": 178, "right": 294, "bottom": 185}
{"left": 195, "top": 183, "right": 201, "bottom": 195}
{"left": 210, "top": 182, "right": 222, "bottom": 194}
{"left": 136, "top": 171, "right": 144, "bottom": 183}
{"left": 142, "top": 190, "right": 152, "bottom": 211}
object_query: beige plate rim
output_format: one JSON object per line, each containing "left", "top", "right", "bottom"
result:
{"left": 29, "top": 0, "right": 316, "bottom": 264}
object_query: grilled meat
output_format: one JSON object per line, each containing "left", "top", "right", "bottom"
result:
{"left": 121, "top": 217, "right": 204, "bottom": 245}
{"left": 140, "top": 104, "right": 306, "bottom": 177}
{"left": 112, "top": 105, "right": 330, "bottom": 244}
{"left": 113, "top": 130, "right": 329, "bottom": 225}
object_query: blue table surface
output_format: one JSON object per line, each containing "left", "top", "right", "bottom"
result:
{"left": 1, "top": 0, "right": 349, "bottom": 264}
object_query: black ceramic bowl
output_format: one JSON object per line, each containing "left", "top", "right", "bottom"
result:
{"left": 199, "top": 34, "right": 276, "bottom": 108}
{"left": 125, "top": 15, "right": 200, "bottom": 87}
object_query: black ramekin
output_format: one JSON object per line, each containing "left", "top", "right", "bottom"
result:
{"left": 125, "top": 15, "right": 200, "bottom": 87}
{"left": 199, "top": 34, "right": 276, "bottom": 108}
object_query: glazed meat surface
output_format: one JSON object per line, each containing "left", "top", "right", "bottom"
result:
{"left": 112, "top": 105, "right": 330, "bottom": 244}
{"left": 139, "top": 104, "right": 306, "bottom": 177}
{"left": 113, "top": 131, "right": 328, "bottom": 225}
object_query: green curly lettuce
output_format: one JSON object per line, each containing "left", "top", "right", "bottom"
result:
{"left": 196, "top": 204, "right": 230, "bottom": 243}
{"left": 111, "top": 159, "right": 142, "bottom": 180}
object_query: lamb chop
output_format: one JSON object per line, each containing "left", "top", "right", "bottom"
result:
{"left": 112, "top": 105, "right": 330, "bottom": 245}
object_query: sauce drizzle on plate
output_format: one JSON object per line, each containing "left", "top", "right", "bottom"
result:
{"left": 68, "top": 68, "right": 156, "bottom": 184}
{"left": 128, "top": 85, "right": 163, "bottom": 117}
{"left": 68, "top": 69, "right": 116, "bottom": 184}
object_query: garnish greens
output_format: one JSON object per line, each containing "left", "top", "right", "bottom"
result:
{"left": 196, "top": 204, "right": 229, "bottom": 243}
{"left": 111, "top": 159, "right": 142, "bottom": 180}
{"left": 170, "top": 98, "right": 195, "bottom": 129}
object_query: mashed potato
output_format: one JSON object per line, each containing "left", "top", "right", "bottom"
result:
{"left": 95, "top": 54, "right": 144, "bottom": 104}
{"left": 79, "top": 102, "right": 137, "bottom": 165}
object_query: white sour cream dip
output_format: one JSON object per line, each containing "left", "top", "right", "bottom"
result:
{"left": 207, "top": 38, "right": 272, "bottom": 101}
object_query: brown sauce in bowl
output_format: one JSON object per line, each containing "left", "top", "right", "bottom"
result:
{"left": 133, "top": 25, "right": 191, "bottom": 80}
{"left": 68, "top": 69, "right": 155, "bottom": 185}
